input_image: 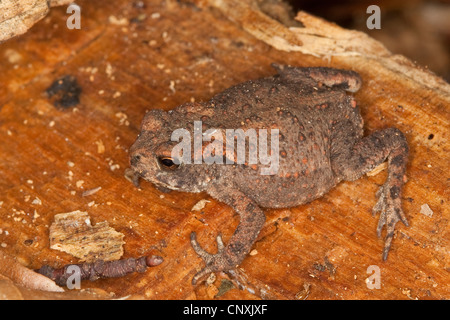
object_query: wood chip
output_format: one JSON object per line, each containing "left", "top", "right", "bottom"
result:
{"left": 295, "top": 283, "right": 311, "bottom": 300}
{"left": 420, "top": 204, "right": 433, "bottom": 217}
{"left": 49, "top": 210, "right": 125, "bottom": 262}
{"left": 108, "top": 15, "right": 129, "bottom": 26}
{"left": 31, "top": 197, "right": 42, "bottom": 205}
{"left": 191, "top": 199, "right": 210, "bottom": 211}
{"left": 0, "top": 0, "right": 73, "bottom": 42}
{"left": 82, "top": 186, "right": 102, "bottom": 197}
{"left": 95, "top": 139, "right": 105, "bottom": 154}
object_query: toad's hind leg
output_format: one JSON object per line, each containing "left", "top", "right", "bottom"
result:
{"left": 331, "top": 127, "right": 409, "bottom": 260}
{"left": 272, "top": 64, "right": 362, "bottom": 93}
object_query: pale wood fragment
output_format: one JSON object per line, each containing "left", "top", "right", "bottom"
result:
{"left": 49, "top": 210, "right": 125, "bottom": 262}
{"left": 0, "top": 0, "right": 73, "bottom": 42}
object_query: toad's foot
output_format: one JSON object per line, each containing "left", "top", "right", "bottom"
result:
{"left": 190, "top": 187, "right": 266, "bottom": 285}
{"left": 373, "top": 183, "right": 409, "bottom": 261}
{"left": 190, "top": 232, "right": 237, "bottom": 285}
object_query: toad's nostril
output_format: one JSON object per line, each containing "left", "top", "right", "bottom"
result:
{"left": 130, "top": 154, "right": 141, "bottom": 166}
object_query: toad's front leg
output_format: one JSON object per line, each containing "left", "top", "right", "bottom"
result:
{"left": 190, "top": 187, "right": 266, "bottom": 285}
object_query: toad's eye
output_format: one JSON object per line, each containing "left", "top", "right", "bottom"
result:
{"left": 157, "top": 156, "right": 180, "bottom": 170}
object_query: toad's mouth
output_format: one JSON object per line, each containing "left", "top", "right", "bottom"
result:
{"left": 128, "top": 165, "right": 178, "bottom": 193}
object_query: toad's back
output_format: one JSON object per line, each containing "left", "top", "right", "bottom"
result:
{"left": 208, "top": 70, "right": 363, "bottom": 208}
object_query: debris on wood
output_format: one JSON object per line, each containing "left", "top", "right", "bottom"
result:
{"left": 420, "top": 204, "right": 434, "bottom": 217}
{"left": 82, "top": 186, "right": 102, "bottom": 197}
{"left": 294, "top": 283, "right": 311, "bottom": 300}
{"left": 0, "top": 271, "right": 116, "bottom": 299}
{"left": 49, "top": 210, "right": 125, "bottom": 262}
{"left": 36, "top": 255, "right": 163, "bottom": 286}
{"left": 0, "top": 0, "right": 73, "bottom": 42}
{"left": 0, "top": 250, "right": 64, "bottom": 292}
{"left": 191, "top": 199, "right": 210, "bottom": 212}
{"left": 95, "top": 139, "right": 105, "bottom": 154}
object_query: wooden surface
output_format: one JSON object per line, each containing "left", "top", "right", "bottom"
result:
{"left": 0, "top": 0, "right": 448, "bottom": 300}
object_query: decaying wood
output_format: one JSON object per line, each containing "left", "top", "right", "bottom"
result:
{"left": 50, "top": 210, "right": 125, "bottom": 262}
{"left": 0, "top": 0, "right": 73, "bottom": 42}
{"left": 0, "top": 0, "right": 448, "bottom": 300}
{"left": 200, "top": 0, "right": 450, "bottom": 97}
{"left": 0, "top": 273, "right": 115, "bottom": 299}
{"left": 0, "top": 250, "right": 63, "bottom": 292}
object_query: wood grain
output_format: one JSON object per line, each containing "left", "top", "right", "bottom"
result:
{"left": 0, "top": 0, "right": 448, "bottom": 299}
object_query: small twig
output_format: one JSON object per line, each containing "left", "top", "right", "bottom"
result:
{"left": 36, "top": 255, "right": 163, "bottom": 286}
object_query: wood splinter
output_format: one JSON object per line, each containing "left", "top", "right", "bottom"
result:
{"left": 36, "top": 255, "right": 163, "bottom": 286}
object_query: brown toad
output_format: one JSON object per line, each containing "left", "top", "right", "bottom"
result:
{"left": 128, "top": 64, "right": 409, "bottom": 284}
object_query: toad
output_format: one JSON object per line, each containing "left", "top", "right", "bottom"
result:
{"left": 128, "top": 64, "right": 409, "bottom": 284}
